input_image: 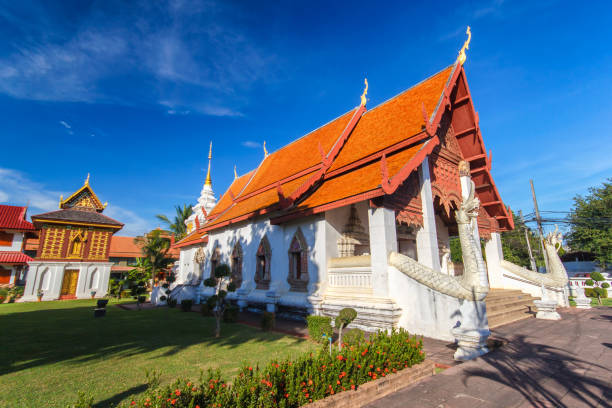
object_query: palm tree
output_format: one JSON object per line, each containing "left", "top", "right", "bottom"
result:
{"left": 156, "top": 204, "right": 194, "bottom": 240}
{"left": 134, "top": 230, "right": 175, "bottom": 282}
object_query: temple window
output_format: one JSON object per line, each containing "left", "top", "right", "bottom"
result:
{"left": 287, "top": 228, "right": 308, "bottom": 292}
{"left": 231, "top": 242, "right": 243, "bottom": 288}
{"left": 255, "top": 236, "right": 271, "bottom": 290}
{"left": 0, "top": 231, "right": 13, "bottom": 246}
{"left": 210, "top": 247, "right": 220, "bottom": 277}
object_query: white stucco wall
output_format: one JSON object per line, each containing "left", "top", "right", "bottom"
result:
{"left": 201, "top": 214, "right": 327, "bottom": 311}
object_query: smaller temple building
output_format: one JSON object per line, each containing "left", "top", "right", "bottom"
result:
{"left": 0, "top": 205, "right": 36, "bottom": 286}
{"left": 22, "top": 176, "right": 123, "bottom": 301}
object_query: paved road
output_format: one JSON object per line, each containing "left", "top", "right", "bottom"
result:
{"left": 367, "top": 307, "right": 611, "bottom": 408}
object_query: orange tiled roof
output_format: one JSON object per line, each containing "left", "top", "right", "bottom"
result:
{"left": 173, "top": 229, "right": 208, "bottom": 248}
{"left": 297, "top": 142, "right": 428, "bottom": 209}
{"left": 203, "top": 65, "right": 455, "bottom": 230}
{"left": 109, "top": 236, "right": 142, "bottom": 257}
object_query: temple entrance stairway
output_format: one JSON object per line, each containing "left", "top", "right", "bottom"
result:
{"left": 485, "top": 288, "right": 537, "bottom": 328}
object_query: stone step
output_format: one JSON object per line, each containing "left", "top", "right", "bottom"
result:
{"left": 486, "top": 289, "right": 526, "bottom": 298}
{"left": 486, "top": 294, "right": 536, "bottom": 306}
{"left": 488, "top": 308, "right": 535, "bottom": 329}
{"left": 486, "top": 298, "right": 535, "bottom": 314}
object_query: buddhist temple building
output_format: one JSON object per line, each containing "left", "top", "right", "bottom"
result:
{"left": 0, "top": 205, "right": 36, "bottom": 286}
{"left": 22, "top": 176, "right": 123, "bottom": 301}
{"left": 168, "top": 32, "right": 569, "bottom": 352}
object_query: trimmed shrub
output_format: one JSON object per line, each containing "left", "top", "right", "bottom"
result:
{"left": 223, "top": 304, "right": 239, "bottom": 323}
{"left": 343, "top": 328, "right": 366, "bottom": 347}
{"left": 307, "top": 315, "right": 333, "bottom": 344}
{"left": 180, "top": 299, "right": 193, "bottom": 312}
{"left": 201, "top": 302, "right": 213, "bottom": 317}
{"left": 110, "top": 328, "right": 425, "bottom": 408}
{"left": 585, "top": 288, "right": 608, "bottom": 298}
{"left": 261, "top": 311, "right": 275, "bottom": 331}
{"left": 167, "top": 298, "right": 177, "bottom": 308}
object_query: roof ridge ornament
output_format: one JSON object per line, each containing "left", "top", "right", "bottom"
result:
{"left": 205, "top": 141, "right": 213, "bottom": 187}
{"left": 84, "top": 173, "right": 90, "bottom": 186}
{"left": 263, "top": 141, "right": 269, "bottom": 157}
{"left": 234, "top": 165, "right": 238, "bottom": 180}
{"left": 457, "top": 26, "right": 471, "bottom": 65}
{"left": 360, "top": 78, "right": 368, "bottom": 107}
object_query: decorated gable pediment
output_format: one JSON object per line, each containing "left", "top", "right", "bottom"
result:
{"left": 59, "top": 176, "right": 106, "bottom": 212}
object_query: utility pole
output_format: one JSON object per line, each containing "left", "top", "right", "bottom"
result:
{"left": 530, "top": 179, "right": 549, "bottom": 273}
{"left": 520, "top": 210, "right": 537, "bottom": 272}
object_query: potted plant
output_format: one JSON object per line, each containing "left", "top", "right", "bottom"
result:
{"left": 90, "top": 290, "right": 97, "bottom": 299}
{"left": 37, "top": 289, "right": 44, "bottom": 302}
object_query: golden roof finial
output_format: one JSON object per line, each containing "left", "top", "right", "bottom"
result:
{"left": 234, "top": 165, "right": 238, "bottom": 180}
{"left": 457, "top": 26, "right": 471, "bottom": 65}
{"left": 84, "top": 173, "right": 90, "bottom": 186}
{"left": 263, "top": 141, "right": 268, "bottom": 157}
{"left": 59, "top": 194, "right": 63, "bottom": 209}
{"left": 360, "top": 78, "right": 368, "bottom": 107}
{"left": 103, "top": 201, "right": 108, "bottom": 209}
{"left": 205, "top": 141, "right": 213, "bottom": 186}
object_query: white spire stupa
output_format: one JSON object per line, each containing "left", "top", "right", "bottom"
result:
{"left": 185, "top": 141, "right": 217, "bottom": 232}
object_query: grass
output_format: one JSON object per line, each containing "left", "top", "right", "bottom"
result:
{"left": 568, "top": 296, "right": 612, "bottom": 307}
{"left": 0, "top": 299, "right": 314, "bottom": 407}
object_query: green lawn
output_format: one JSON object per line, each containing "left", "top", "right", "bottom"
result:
{"left": 568, "top": 296, "right": 612, "bottom": 307}
{"left": 0, "top": 300, "right": 314, "bottom": 407}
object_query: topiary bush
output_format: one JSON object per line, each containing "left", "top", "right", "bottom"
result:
{"left": 307, "top": 315, "right": 333, "bottom": 344}
{"left": 585, "top": 272, "right": 610, "bottom": 305}
{"left": 261, "top": 311, "right": 275, "bottom": 331}
{"left": 223, "top": 304, "right": 239, "bottom": 323}
{"left": 108, "top": 328, "right": 425, "bottom": 408}
{"left": 585, "top": 287, "right": 608, "bottom": 299}
{"left": 180, "top": 299, "right": 193, "bottom": 312}
{"left": 335, "top": 308, "right": 357, "bottom": 350}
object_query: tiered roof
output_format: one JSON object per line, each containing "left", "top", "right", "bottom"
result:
{"left": 176, "top": 56, "right": 513, "bottom": 243}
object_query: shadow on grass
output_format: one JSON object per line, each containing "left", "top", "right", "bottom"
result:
{"left": 92, "top": 384, "right": 148, "bottom": 408}
{"left": 462, "top": 308, "right": 612, "bottom": 408}
{"left": 0, "top": 302, "right": 307, "bottom": 377}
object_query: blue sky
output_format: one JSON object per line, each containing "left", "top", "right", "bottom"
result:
{"left": 0, "top": 0, "right": 610, "bottom": 236}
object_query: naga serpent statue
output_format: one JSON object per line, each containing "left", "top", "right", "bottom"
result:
{"left": 499, "top": 225, "right": 569, "bottom": 288}
{"left": 389, "top": 175, "right": 489, "bottom": 301}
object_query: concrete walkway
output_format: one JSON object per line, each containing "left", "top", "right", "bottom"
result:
{"left": 366, "top": 307, "right": 612, "bottom": 408}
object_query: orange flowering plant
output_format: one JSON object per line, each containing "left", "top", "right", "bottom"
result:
{"left": 81, "top": 329, "right": 424, "bottom": 408}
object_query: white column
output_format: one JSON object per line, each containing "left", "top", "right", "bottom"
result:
{"left": 368, "top": 206, "right": 397, "bottom": 298}
{"left": 416, "top": 158, "right": 441, "bottom": 271}
{"left": 484, "top": 232, "right": 504, "bottom": 288}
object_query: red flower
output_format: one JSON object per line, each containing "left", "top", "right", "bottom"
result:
{"left": 175, "top": 390, "right": 181, "bottom": 396}
{"left": 171, "top": 399, "right": 176, "bottom": 405}
{"left": 336, "top": 380, "right": 341, "bottom": 385}
{"left": 376, "top": 367, "right": 381, "bottom": 372}
{"left": 337, "top": 355, "right": 344, "bottom": 361}
{"left": 285, "top": 393, "right": 289, "bottom": 398}
{"left": 308, "top": 379, "right": 313, "bottom": 386}
{"left": 305, "top": 393, "right": 309, "bottom": 398}
{"left": 130, "top": 402, "right": 136, "bottom": 406}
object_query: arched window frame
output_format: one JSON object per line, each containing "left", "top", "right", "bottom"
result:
{"left": 254, "top": 236, "right": 271, "bottom": 290}
{"left": 210, "top": 246, "right": 221, "bottom": 278}
{"left": 287, "top": 228, "right": 309, "bottom": 292}
{"left": 230, "top": 241, "right": 243, "bottom": 288}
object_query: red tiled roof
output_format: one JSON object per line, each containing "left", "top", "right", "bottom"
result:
{"left": 0, "top": 251, "right": 33, "bottom": 264}
{"left": 0, "top": 205, "right": 35, "bottom": 231}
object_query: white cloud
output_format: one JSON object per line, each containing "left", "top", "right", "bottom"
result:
{"left": 0, "top": 1, "right": 278, "bottom": 116}
{"left": 59, "top": 120, "right": 71, "bottom": 129}
{"left": 0, "top": 167, "right": 153, "bottom": 236}
{"left": 241, "top": 140, "right": 261, "bottom": 148}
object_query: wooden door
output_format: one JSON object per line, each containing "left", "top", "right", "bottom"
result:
{"left": 0, "top": 267, "right": 11, "bottom": 284}
{"left": 60, "top": 269, "right": 79, "bottom": 296}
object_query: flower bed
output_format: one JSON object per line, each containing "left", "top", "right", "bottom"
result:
{"left": 115, "top": 328, "right": 425, "bottom": 408}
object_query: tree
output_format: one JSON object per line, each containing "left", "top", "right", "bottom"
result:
{"left": 585, "top": 271, "right": 610, "bottom": 305}
{"left": 335, "top": 307, "right": 357, "bottom": 350}
{"left": 134, "top": 230, "right": 175, "bottom": 282}
{"left": 156, "top": 204, "right": 194, "bottom": 240}
{"left": 204, "top": 263, "right": 236, "bottom": 338}
{"left": 126, "top": 257, "right": 152, "bottom": 310}
{"left": 449, "top": 210, "right": 544, "bottom": 269}
{"left": 566, "top": 179, "right": 612, "bottom": 268}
